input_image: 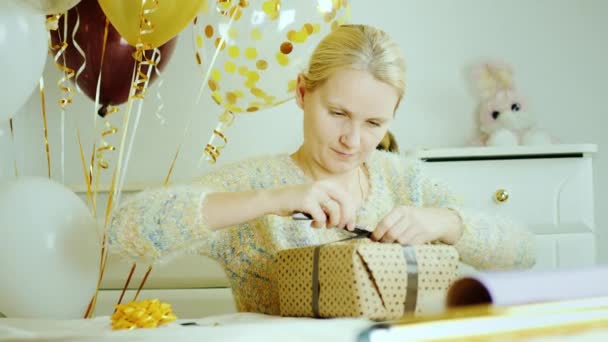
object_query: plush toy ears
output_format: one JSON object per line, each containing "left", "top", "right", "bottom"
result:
{"left": 471, "top": 61, "right": 514, "bottom": 100}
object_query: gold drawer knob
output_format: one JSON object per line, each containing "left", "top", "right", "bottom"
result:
{"left": 495, "top": 189, "right": 509, "bottom": 203}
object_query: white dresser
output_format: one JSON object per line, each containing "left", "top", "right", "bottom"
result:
{"left": 413, "top": 144, "right": 598, "bottom": 271}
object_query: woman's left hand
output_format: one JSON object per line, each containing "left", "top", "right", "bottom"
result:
{"left": 370, "top": 206, "right": 464, "bottom": 245}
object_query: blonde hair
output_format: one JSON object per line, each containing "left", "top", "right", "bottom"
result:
{"left": 376, "top": 130, "right": 399, "bottom": 153}
{"left": 301, "top": 24, "right": 406, "bottom": 106}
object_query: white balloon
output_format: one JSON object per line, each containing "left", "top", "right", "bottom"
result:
{"left": 21, "top": 0, "right": 82, "bottom": 15}
{"left": 0, "top": 2, "right": 47, "bottom": 122}
{"left": 0, "top": 177, "right": 100, "bottom": 319}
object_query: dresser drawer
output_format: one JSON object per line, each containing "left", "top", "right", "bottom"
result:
{"left": 422, "top": 157, "right": 595, "bottom": 235}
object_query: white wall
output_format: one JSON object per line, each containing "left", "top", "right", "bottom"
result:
{"left": 2, "top": 0, "right": 607, "bottom": 261}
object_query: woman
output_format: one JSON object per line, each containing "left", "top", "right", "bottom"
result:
{"left": 109, "top": 25, "right": 535, "bottom": 315}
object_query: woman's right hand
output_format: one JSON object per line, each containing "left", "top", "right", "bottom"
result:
{"left": 269, "top": 181, "right": 356, "bottom": 231}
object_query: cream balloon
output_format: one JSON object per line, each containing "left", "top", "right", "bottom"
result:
{"left": 0, "top": 2, "right": 47, "bottom": 122}
{"left": 22, "top": 0, "right": 82, "bottom": 14}
{"left": 0, "top": 177, "right": 100, "bottom": 319}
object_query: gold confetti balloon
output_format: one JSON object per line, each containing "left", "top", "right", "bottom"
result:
{"left": 193, "top": 0, "right": 350, "bottom": 161}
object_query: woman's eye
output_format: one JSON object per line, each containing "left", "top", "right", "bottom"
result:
{"left": 331, "top": 111, "right": 345, "bottom": 116}
{"left": 367, "top": 121, "right": 381, "bottom": 127}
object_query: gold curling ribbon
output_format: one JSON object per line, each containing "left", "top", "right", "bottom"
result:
{"left": 51, "top": 11, "right": 85, "bottom": 185}
{"left": 167, "top": 2, "right": 240, "bottom": 179}
{"left": 130, "top": 53, "right": 157, "bottom": 100}
{"left": 39, "top": 77, "right": 51, "bottom": 178}
{"left": 96, "top": 114, "right": 118, "bottom": 169}
{"left": 203, "top": 111, "right": 232, "bottom": 164}
{"left": 116, "top": 263, "right": 137, "bottom": 306}
{"left": 204, "top": 126, "right": 230, "bottom": 163}
{"left": 9, "top": 118, "right": 18, "bottom": 177}
{"left": 90, "top": 18, "right": 119, "bottom": 211}
{"left": 198, "top": 6, "right": 243, "bottom": 165}
{"left": 111, "top": 0, "right": 160, "bottom": 309}
{"left": 55, "top": 52, "right": 74, "bottom": 108}
{"left": 84, "top": 168, "right": 117, "bottom": 318}
{"left": 84, "top": 19, "right": 116, "bottom": 316}
{"left": 133, "top": 265, "right": 153, "bottom": 301}
{"left": 111, "top": 299, "right": 177, "bottom": 330}
{"left": 87, "top": 143, "right": 97, "bottom": 218}
{"left": 77, "top": 130, "right": 93, "bottom": 209}
{"left": 92, "top": 18, "right": 117, "bottom": 171}
{"left": 152, "top": 47, "right": 167, "bottom": 125}
{"left": 55, "top": 10, "right": 94, "bottom": 209}
{"left": 70, "top": 11, "right": 87, "bottom": 93}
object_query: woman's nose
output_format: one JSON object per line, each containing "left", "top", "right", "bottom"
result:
{"left": 340, "top": 125, "right": 361, "bottom": 149}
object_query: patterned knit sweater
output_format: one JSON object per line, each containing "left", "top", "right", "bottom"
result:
{"left": 108, "top": 151, "right": 535, "bottom": 314}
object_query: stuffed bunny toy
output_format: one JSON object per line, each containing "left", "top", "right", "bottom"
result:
{"left": 471, "top": 61, "right": 553, "bottom": 146}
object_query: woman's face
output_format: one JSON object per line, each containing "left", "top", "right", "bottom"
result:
{"left": 296, "top": 68, "right": 400, "bottom": 174}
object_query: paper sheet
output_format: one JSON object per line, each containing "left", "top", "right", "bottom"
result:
{"left": 446, "top": 266, "right": 608, "bottom": 307}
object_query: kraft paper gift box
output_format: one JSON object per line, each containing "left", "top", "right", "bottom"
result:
{"left": 277, "top": 240, "right": 459, "bottom": 320}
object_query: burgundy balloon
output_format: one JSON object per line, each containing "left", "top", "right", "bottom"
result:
{"left": 51, "top": 0, "right": 177, "bottom": 117}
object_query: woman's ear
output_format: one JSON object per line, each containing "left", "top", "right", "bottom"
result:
{"left": 295, "top": 74, "right": 306, "bottom": 109}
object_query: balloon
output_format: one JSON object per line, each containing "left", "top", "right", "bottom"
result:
{"left": 51, "top": 0, "right": 177, "bottom": 116}
{"left": 193, "top": 0, "right": 350, "bottom": 122}
{"left": 22, "top": 0, "right": 82, "bottom": 14}
{"left": 0, "top": 177, "right": 100, "bottom": 319}
{"left": 99, "top": 0, "right": 203, "bottom": 48}
{"left": 0, "top": 2, "right": 47, "bottom": 122}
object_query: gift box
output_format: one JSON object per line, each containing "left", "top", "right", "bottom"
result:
{"left": 277, "top": 240, "right": 459, "bottom": 320}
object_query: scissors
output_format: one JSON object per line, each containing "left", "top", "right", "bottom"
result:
{"left": 291, "top": 211, "right": 372, "bottom": 238}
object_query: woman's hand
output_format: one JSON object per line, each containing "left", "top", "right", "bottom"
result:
{"left": 270, "top": 181, "right": 357, "bottom": 231}
{"left": 371, "top": 206, "right": 464, "bottom": 245}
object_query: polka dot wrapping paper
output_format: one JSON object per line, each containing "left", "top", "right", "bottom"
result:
{"left": 277, "top": 241, "right": 459, "bottom": 320}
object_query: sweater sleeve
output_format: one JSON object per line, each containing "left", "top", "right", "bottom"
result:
{"left": 107, "top": 158, "right": 265, "bottom": 265}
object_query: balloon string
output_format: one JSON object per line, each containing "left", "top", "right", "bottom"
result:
{"left": 94, "top": 19, "right": 119, "bottom": 172}
{"left": 114, "top": 48, "right": 159, "bottom": 209}
{"left": 76, "top": 128, "right": 93, "bottom": 212}
{"left": 89, "top": 18, "right": 116, "bottom": 222}
{"left": 199, "top": 7, "right": 240, "bottom": 164}
{"left": 109, "top": 0, "right": 160, "bottom": 306}
{"left": 152, "top": 47, "right": 167, "bottom": 125}
{"left": 116, "top": 263, "right": 137, "bottom": 307}
{"left": 85, "top": 168, "right": 116, "bottom": 318}
{"left": 61, "top": 9, "right": 94, "bottom": 210}
{"left": 200, "top": 118, "right": 231, "bottom": 167}
{"left": 39, "top": 77, "right": 51, "bottom": 179}
{"left": 71, "top": 8, "right": 87, "bottom": 93}
{"left": 163, "top": 7, "right": 239, "bottom": 184}
{"left": 85, "top": 16, "right": 112, "bottom": 318}
{"left": 47, "top": 14, "right": 66, "bottom": 184}
{"left": 87, "top": 143, "right": 96, "bottom": 218}
{"left": 133, "top": 266, "right": 153, "bottom": 301}
{"left": 9, "top": 118, "right": 18, "bottom": 178}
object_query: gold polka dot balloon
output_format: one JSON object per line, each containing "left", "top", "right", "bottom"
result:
{"left": 193, "top": 0, "right": 350, "bottom": 162}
